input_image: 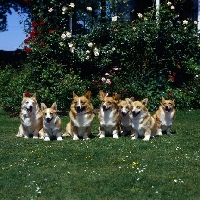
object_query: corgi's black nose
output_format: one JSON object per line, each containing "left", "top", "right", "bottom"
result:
{"left": 47, "top": 118, "right": 52, "bottom": 123}
{"left": 122, "top": 111, "right": 127, "bottom": 116}
{"left": 165, "top": 106, "right": 171, "bottom": 112}
{"left": 103, "top": 105, "right": 109, "bottom": 111}
{"left": 27, "top": 106, "right": 33, "bottom": 112}
{"left": 76, "top": 106, "right": 81, "bottom": 112}
{"left": 76, "top": 105, "right": 85, "bottom": 113}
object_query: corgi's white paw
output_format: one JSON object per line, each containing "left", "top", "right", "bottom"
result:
{"left": 157, "top": 131, "right": 163, "bottom": 136}
{"left": 33, "top": 136, "right": 38, "bottom": 139}
{"left": 99, "top": 134, "right": 105, "bottom": 138}
{"left": 57, "top": 137, "right": 63, "bottom": 141}
{"left": 131, "top": 136, "right": 137, "bottom": 140}
{"left": 16, "top": 133, "right": 23, "bottom": 137}
{"left": 73, "top": 136, "right": 79, "bottom": 140}
{"left": 143, "top": 137, "right": 150, "bottom": 141}
{"left": 83, "top": 135, "right": 90, "bottom": 140}
{"left": 83, "top": 137, "right": 90, "bottom": 140}
{"left": 44, "top": 137, "right": 50, "bottom": 141}
{"left": 113, "top": 134, "right": 119, "bottom": 139}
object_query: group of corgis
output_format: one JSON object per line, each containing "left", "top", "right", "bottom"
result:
{"left": 16, "top": 90, "right": 175, "bottom": 141}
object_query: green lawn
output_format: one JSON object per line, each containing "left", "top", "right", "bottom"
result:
{"left": 0, "top": 108, "right": 200, "bottom": 200}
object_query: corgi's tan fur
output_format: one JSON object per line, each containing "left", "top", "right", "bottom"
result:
{"left": 129, "top": 98, "right": 159, "bottom": 141}
{"left": 39, "top": 102, "right": 62, "bottom": 141}
{"left": 98, "top": 90, "right": 121, "bottom": 139}
{"left": 16, "top": 93, "right": 43, "bottom": 139}
{"left": 153, "top": 97, "right": 175, "bottom": 135}
{"left": 118, "top": 98, "right": 133, "bottom": 136}
{"left": 63, "top": 91, "right": 95, "bottom": 140}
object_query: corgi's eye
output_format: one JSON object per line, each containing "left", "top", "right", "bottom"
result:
{"left": 136, "top": 106, "right": 140, "bottom": 109}
{"left": 108, "top": 101, "right": 111, "bottom": 104}
{"left": 126, "top": 106, "right": 128, "bottom": 109}
{"left": 50, "top": 112, "right": 53, "bottom": 115}
{"left": 44, "top": 113, "right": 47, "bottom": 115}
{"left": 74, "top": 101, "right": 77, "bottom": 104}
{"left": 26, "top": 101, "right": 29, "bottom": 104}
{"left": 81, "top": 101, "right": 85, "bottom": 105}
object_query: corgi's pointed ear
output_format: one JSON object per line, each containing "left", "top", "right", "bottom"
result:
{"left": 51, "top": 102, "right": 57, "bottom": 111}
{"left": 162, "top": 96, "right": 165, "bottom": 103}
{"left": 117, "top": 100, "right": 122, "bottom": 107}
{"left": 31, "top": 93, "right": 37, "bottom": 103}
{"left": 84, "top": 91, "right": 92, "bottom": 99}
{"left": 126, "top": 97, "right": 134, "bottom": 104}
{"left": 99, "top": 90, "right": 106, "bottom": 100}
{"left": 130, "top": 97, "right": 134, "bottom": 102}
{"left": 32, "top": 93, "right": 36, "bottom": 98}
{"left": 113, "top": 93, "right": 121, "bottom": 102}
{"left": 141, "top": 98, "right": 148, "bottom": 106}
{"left": 41, "top": 103, "right": 47, "bottom": 111}
{"left": 73, "top": 91, "right": 78, "bottom": 98}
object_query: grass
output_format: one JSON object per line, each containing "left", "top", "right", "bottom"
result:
{"left": 0, "top": 108, "right": 200, "bottom": 200}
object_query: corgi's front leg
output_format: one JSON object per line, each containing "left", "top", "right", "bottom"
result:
{"left": 143, "top": 129, "right": 151, "bottom": 141}
{"left": 33, "top": 129, "right": 39, "bottom": 139}
{"left": 131, "top": 129, "right": 138, "bottom": 140}
{"left": 166, "top": 127, "right": 171, "bottom": 135}
{"left": 56, "top": 132, "right": 63, "bottom": 141}
{"left": 72, "top": 126, "right": 79, "bottom": 140}
{"left": 83, "top": 126, "right": 91, "bottom": 140}
{"left": 112, "top": 130, "right": 119, "bottom": 139}
{"left": 156, "top": 128, "right": 163, "bottom": 136}
{"left": 16, "top": 125, "right": 25, "bottom": 137}
{"left": 99, "top": 127, "right": 105, "bottom": 138}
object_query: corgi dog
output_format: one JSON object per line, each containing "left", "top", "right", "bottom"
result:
{"left": 16, "top": 92, "right": 43, "bottom": 139}
{"left": 129, "top": 98, "right": 159, "bottom": 141}
{"left": 98, "top": 90, "right": 121, "bottom": 139}
{"left": 118, "top": 98, "right": 133, "bottom": 136}
{"left": 39, "top": 102, "right": 62, "bottom": 141}
{"left": 153, "top": 97, "right": 175, "bottom": 135}
{"left": 63, "top": 91, "right": 95, "bottom": 140}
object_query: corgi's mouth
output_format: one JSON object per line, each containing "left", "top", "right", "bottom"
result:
{"left": 46, "top": 118, "right": 53, "bottom": 124}
{"left": 122, "top": 111, "right": 128, "bottom": 116}
{"left": 164, "top": 107, "right": 171, "bottom": 112}
{"left": 103, "top": 105, "right": 110, "bottom": 112}
{"left": 132, "top": 111, "right": 140, "bottom": 117}
{"left": 27, "top": 107, "right": 32, "bottom": 112}
{"left": 76, "top": 106, "right": 85, "bottom": 113}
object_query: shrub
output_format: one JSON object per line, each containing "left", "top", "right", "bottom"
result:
{"left": 1, "top": 1, "right": 200, "bottom": 114}
{"left": 0, "top": 62, "right": 87, "bottom": 115}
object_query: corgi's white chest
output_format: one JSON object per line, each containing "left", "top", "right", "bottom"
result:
{"left": 22, "top": 113, "right": 36, "bottom": 127}
{"left": 100, "top": 109, "right": 116, "bottom": 127}
{"left": 131, "top": 117, "right": 144, "bottom": 130}
{"left": 120, "top": 114, "right": 131, "bottom": 127}
{"left": 73, "top": 114, "right": 92, "bottom": 127}
{"left": 160, "top": 111, "right": 174, "bottom": 126}
{"left": 23, "top": 117, "right": 32, "bottom": 127}
{"left": 77, "top": 127, "right": 87, "bottom": 136}
{"left": 44, "top": 118, "right": 59, "bottom": 134}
